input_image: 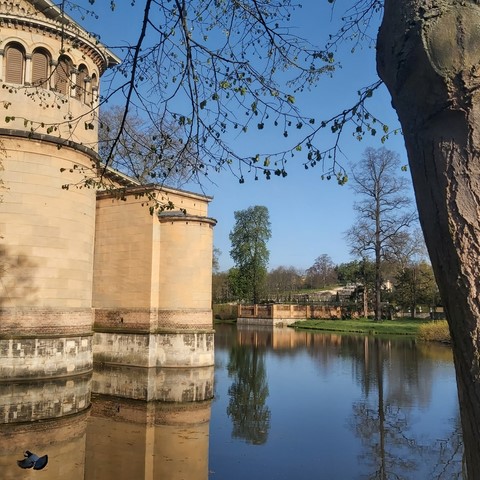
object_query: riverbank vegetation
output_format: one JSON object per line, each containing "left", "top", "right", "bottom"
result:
{"left": 291, "top": 318, "right": 451, "bottom": 343}
{"left": 291, "top": 318, "right": 427, "bottom": 336}
{"left": 417, "top": 320, "right": 451, "bottom": 343}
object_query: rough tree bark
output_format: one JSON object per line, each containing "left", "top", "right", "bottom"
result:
{"left": 377, "top": 1, "right": 480, "bottom": 476}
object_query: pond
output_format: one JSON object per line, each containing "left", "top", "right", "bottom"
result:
{"left": 210, "top": 324, "right": 463, "bottom": 480}
{"left": 0, "top": 324, "right": 464, "bottom": 479}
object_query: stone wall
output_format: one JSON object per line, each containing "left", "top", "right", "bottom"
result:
{"left": 237, "top": 303, "right": 343, "bottom": 325}
{"left": 92, "top": 188, "right": 216, "bottom": 368}
{"left": 0, "top": 1, "right": 216, "bottom": 383}
{"left": 93, "top": 332, "right": 214, "bottom": 368}
{"left": 0, "top": 335, "right": 92, "bottom": 379}
{"left": 0, "top": 138, "right": 97, "bottom": 310}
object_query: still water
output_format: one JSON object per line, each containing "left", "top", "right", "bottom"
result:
{"left": 210, "top": 324, "right": 463, "bottom": 480}
{"left": 0, "top": 324, "right": 463, "bottom": 479}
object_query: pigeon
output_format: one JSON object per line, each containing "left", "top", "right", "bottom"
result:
{"left": 17, "top": 450, "right": 48, "bottom": 470}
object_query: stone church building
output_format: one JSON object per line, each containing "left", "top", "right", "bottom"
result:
{"left": 0, "top": 0, "right": 216, "bottom": 381}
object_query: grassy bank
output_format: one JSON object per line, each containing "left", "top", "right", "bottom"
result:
{"left": 291, "top": 318, "right": 438, "bottom": 337}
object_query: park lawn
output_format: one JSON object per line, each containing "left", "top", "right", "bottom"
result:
{"left": 291, "top": 318, "right": 432, "bottom": 336}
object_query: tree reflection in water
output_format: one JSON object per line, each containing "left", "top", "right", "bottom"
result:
{"left": 227, "top": 344, "right": 271, "bottom": 445}
{"left": 350, "top": 337, "right": 465, "bottom": 480}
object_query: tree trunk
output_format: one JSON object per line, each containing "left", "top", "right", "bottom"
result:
{"left": 375, "top": 255, "right": 382, "bottom": 321}
{"left": 363, "top": 284, "right": 369, "bottom": 318}
{"left": 377, "top": 2, "right": 480, "bottom": 476}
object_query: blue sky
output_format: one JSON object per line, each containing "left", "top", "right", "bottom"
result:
{"left": 73, "top": 1, "right": 411, "bottom": 272}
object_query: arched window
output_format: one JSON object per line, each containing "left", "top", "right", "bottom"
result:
{"left": 5, "top": 43, "right": 25, "bottom": 84}
{"left": 54, "top": 56, "right": 72, "bottom": 95}
{"left": 31, "top": 49, "right": 50, "bottom": 87}
{"left": 75, "top": 64, "right": 88, "bottom": 102}
{"left": 88, "top": 73, "right": 98, "bottom": 106}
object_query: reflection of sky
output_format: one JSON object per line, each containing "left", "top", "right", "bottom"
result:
{"left": 409, "top": 361, "right": 459, "bottom": 438}
{"left": 210, "top": 330, "right": 461, "bottom": 480}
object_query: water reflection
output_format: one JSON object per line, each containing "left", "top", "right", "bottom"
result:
{"left": 348, "top": 337, "right": 464, "bottom": 479}
{"left": 0, "top": 372, "right": 91, "bottom": 422}
{"left": 0, "top": 326, "right": 465, "bottom": 479}
{"left": 0, "top": 364, "right": 213, "bottom": 480}
{"left": 212, "top": 325, "right": 464, "bottom": 479}
{"left": 227, "top": 344, "right": 271, "bottom": 444}
{"left": 86, "top": 394, "right": 211, "bottom": 480}
{"left": 0, "top": 411, "right": 88, "bottom": 480}
{"left": 86, "top": 364, "right": 213, "bottom": 480}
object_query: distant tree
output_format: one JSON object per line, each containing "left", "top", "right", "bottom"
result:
{"left": 98, "top": 106, "right": 196, "bottom": 186}
{"left": 336, "top": 260, "right": 363, "bottom": 285}
{"left": 394, "top": 262, "right": 440, "bottom": 318}
{"left": 266, "top": 266, "right": 303, "bottom": 302}
{"left": 345, "top": 147, "right": 416, "bottom": 321}
{"left": 229, "top": 206, "right": 271, "bottom": 304}
{"left": 212, "top": 247, "right": 221, "bottom": 274}
{"left": 212, "top": 271, "right": 235, "bottom": 304}
{"left": 226, "top": 267, "right": 243, "bottom": 302}
{"left": 336, "top": 259, "right": 376, "bottom": 317}
{"left": 387, "top": 228, "right": 429, "bottom": 271}
{"left": 305, "top": 254, "right": 336, "bottom": 289}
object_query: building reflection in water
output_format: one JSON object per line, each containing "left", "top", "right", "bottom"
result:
{"left": 86, "top": 364, "right": 213, "bottom": 480}
{"left": 0, "top": 364, "right": 213, "bottom": 480}
{"left": 0, "top": 376, "right": 90, "bottom": 480}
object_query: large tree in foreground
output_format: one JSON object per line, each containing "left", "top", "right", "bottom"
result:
{"left": 346, "top": 147, "right": 416, "bottom": 321}
{"left": 377, "top": 1, "right": 480, "bottom": 475}
{"left": 229, "top": 206, "right": 271, "bottom": 303}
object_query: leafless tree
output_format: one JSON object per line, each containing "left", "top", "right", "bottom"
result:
{"left": 98, "top": 106, "right": 198, "bottom": 187}
{"left": 305, "top": 254, "right": 336, "bottom": 289}
{"left": 345, "top": 147, "right": 416, "bottom": 321}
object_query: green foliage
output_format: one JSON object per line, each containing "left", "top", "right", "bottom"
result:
{"left": 336, "top": 260, "right": 371, "bottom": 284}
{"left": 393, "top": 262, "right": 440, "bottom": 316}
{"left": 212, "top": 303, "right": 237, "bottom": 321}
{"left": 229, "top": 206, "right": 271, "bottom": 303}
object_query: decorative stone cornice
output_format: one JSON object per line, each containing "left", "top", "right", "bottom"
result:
{"left": 158, "top": 211, "right": 217, "bottom": 226}
{"left": 0, "top": 127, "right": 100, "bottom": 159}
{"left": 0, "top": 0, "right": 120, "bottom": 73}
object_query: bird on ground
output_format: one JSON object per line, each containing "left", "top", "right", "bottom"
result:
{"left": 17, "top": 450, "right": 48, "bottom": 470}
